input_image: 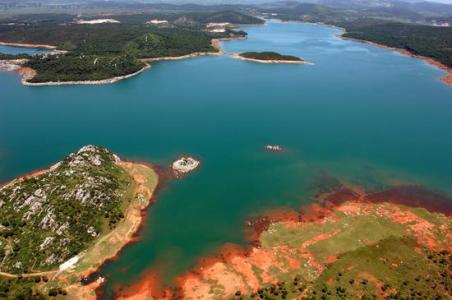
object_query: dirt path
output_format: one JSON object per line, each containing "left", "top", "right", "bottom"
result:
{"left": 0, "top": 270, "right": 57, "bottom": 278}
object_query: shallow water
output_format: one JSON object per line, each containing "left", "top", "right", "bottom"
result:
{"left": 0, "top": 21, "right": 451, "bottom": 297}
{"left": 0, "top": 44, "right": 47, "bottom": 55}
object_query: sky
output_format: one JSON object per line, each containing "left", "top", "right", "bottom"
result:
{"left": 146, "top": 0, "right": 452, "bottom": 4}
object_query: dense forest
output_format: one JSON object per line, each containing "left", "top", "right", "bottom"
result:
{"left": 240, "top": 51, "right": 303, "bottom": 61}
{"left": 0, "top": 52, "right": 30, "bottom": 60}
{"left": 0, "top": 11, "right": 251, "bottom": 82}
{"left": 0, "top": 277, "right": 48, "bottom": 299}
{"left": 25, "top": 53, "right": 144, "bottom": 82}
{"left": 342, "top": 22, "right": 452, "bottom": 68}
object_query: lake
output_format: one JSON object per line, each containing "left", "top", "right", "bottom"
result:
{"left": 0, "top": 20, "right": 451, "bottom": 298}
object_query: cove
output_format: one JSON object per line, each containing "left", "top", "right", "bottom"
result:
{"left": 0, "top": 21, "right": 451, "bottom": 298}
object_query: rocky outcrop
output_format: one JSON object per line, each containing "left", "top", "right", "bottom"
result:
{"left": 172, "top": 157, "right": 200, "bottom": 175}
{"left": 0, "top": 145, "right": 132, "bottom": 273}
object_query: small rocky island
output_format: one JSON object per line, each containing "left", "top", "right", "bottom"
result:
{"left": 0, "top": 145, "right": 158, "bottom": 298}
{"left": 264, "top": 144, "right": 284, "bottom": 152}
{"left": 234, "top": 51, "right": 307, "bottom": 64}
{"left": 172, "top": 157, "right": 200, "bottom": 176}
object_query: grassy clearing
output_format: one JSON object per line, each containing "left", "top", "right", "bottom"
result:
{"left": 310, "top": 237, "right": 450, "bottom": 300}
{"left": 229, "top": 201, "right": 451, "bottom": 300}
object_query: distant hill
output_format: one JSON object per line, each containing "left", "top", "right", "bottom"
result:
{"left": 201, "top": 10, "right": 264, "bottom": 24}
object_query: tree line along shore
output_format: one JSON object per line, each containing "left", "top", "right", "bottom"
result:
{"left": 0, "top": 11, "right": 259, "bottom": 84}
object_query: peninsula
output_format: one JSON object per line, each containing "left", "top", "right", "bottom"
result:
{"left": 0, "top": 145, "right": 158, "bottom": 298}
{"left": 0, "top": 10, "right": 260, "bottom": 85}
{"left": 234, "top": 51, "right": 307, "bottom": 64}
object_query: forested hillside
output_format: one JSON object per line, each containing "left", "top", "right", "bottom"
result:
{"left": 0, "top": 10, "right": 252, "bottom": 82}
{"left": 342, "top": 22, "right": 452, "bottom": 68}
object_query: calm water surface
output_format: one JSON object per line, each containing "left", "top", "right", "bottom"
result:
{"left": 0, "top": 45, "right": 47, "bottom": 55}
{"left": 1, "top": 21, "right": 451, "bottom": 297}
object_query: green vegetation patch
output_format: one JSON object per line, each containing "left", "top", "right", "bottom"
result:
{"left": 343, "top": 22, "right": 452, "bottom": 68}
{"left": 26, "top": 53, "right": 144, "bottom": 82}
{"left": 0, "top": 276, "right": 48, "bottom": 300}
{"left": 123, "top": 29, "right": 216, "bottom": 59}
{"left": 233, "top": 237, "right": 451, "bottom": 300}
{"left": 0, "top": 53, "right": 31, "bottom": 60}
{"left": 310, "top": 237, "right": 451, "bottom": 300}
{"left": 235, "top": 202, "right": 451, "bottom": 300}
{"left": 0, "top": 12, "right": 250, "bottom": 82}
{"left": 0, "top": 145, "right": 133, "bottom": 274}
{"left": 240, "top": 52, "right": 303, "bottom": 62}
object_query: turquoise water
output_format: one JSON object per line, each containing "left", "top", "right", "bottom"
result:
{"left": 0, "top": 45, "right": 47, "bottom": 55}
{"left": 1, "top": 21, "right": 451, "bottom": 297}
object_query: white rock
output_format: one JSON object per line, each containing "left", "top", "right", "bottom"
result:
{"left": 76, "top": 19, "right": 120, "bottom": 25}
{"left": 87, "top": 226, "right": 98, "bottom": 237}
{"left": 59, "top": 256, "right": 79, "bottom": 271}
{"left": 172, "top": 157, "right": 200, "bottom": 174}
{"left": 39, "top": 236, "right": 54, "bottom": 250}
{"left": 264, "top": 145, "right": 284, "bottom": 152}
{"left": 146, "top": 19, "right": 169, "bottom": 25}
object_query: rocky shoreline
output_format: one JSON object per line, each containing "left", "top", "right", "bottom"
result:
{"left": 0, "top": 59, "right": 25, "bottom": 72}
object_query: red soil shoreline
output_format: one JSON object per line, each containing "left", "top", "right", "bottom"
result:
{"left": 0, "top": 166, "right": 53, "bottom": 190}
{"left": 115, "top": 184, "right": 452, "bottom": 300}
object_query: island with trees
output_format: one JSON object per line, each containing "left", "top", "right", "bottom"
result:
{"left": 0, "top": 145, "right": 158, "bottom": 299}
{"left": 234, "top": 51, "right": 308, "bottom": 64}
